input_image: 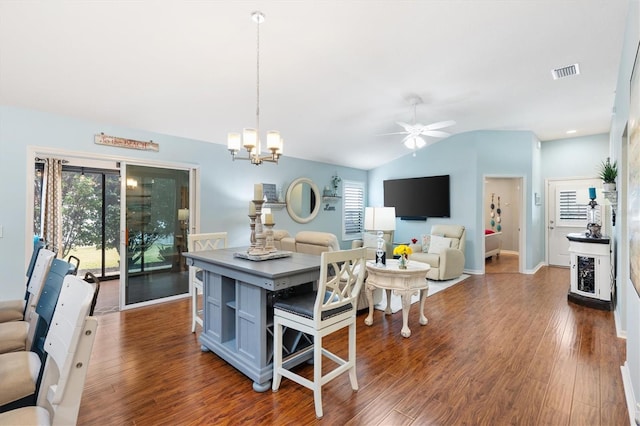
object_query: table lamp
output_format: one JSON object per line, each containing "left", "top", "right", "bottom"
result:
{"left": 364, "top": 207, "right": 396, "bottom": 266}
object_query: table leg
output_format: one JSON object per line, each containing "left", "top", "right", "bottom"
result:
{"left": 253, "top": 380, "right": 271, "bottom": 392}
{"left": 384, "top": 289, "right": 392, "bottom": 315}
{"left": 364, "top": 282, "right": 375, "bottom": 326}
{"left": 419, "top": 288, "right": 428, "bottom": 326}
{"left": 399, "top": 290, "right": 415, "bottom": 338}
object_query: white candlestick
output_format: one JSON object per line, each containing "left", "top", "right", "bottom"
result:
{"left": 254, "top": 183, "right": 263, "bottom": 201}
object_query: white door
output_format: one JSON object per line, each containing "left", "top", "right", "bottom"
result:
{"left": 547, "top": 178, "right": 602, "bottom": 266}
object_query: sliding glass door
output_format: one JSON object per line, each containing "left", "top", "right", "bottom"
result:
{"left": 122, "top": 164, "right": 190, "bottom": 307}
{"left": 34, "top": 164, "right": 121, "bottom": 279}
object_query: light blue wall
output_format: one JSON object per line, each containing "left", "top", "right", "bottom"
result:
{"left": 541, "top": 133, "right": 610, "bottom": 180}
{"left": 610, "top": 0, "right": 640, "bottom": 412}
{"left": 368, "top": 129, "right": 544, "bottom": 274}
{"left": 0, "top": 106, "right": 367, "bottom": 300}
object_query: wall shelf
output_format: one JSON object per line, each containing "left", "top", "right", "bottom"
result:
{"left": 322, "top": 196, "right": 341, "bottom": 203}
{"left": 264, "top": 202, "right": 286, "bottom": 210}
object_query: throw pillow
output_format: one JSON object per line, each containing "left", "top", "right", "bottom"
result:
{"left": 421, "top": 234, "right": 431, "bottom": 253}
{"left": 428, "top": 235, "right": 452, "bottom": 254}
{"left": 362, "top": 232, "right": 378, "bottom": 248}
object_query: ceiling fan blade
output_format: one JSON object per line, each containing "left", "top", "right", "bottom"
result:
{"left": 378, "top": 131, "right": 409, "bottom": 136}
{"left": 423, "top": 120, "right": 456, "bottom": 130}
{"left": 396, "top": 121, "right": 414, "bottom": 131}
{"left": 422, "top": 130, "right": 451, "bottom": 138}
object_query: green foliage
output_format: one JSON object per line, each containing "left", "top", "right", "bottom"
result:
{"left": 598, "top": 159, "right": 617, "bottom": 183}
{"left": 61, "top": 173, "right": 103, "bottom": 258}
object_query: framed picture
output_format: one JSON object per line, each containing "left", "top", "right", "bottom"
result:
{"left": 629, "top": 42, "right": 640, "bottom": 297}
{"left": 262, "top": 183, "right": 278, "bottom": 202}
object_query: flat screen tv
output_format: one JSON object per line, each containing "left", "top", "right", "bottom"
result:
{"left": 383, "top": 175, "right": 450, "bottom": 219}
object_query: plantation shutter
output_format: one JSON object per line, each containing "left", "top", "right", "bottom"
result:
{"left": 558, "top": 190, "right": 587, "bottom": 222}
{"left": 343, "top": 180, "right": 365, "bottom": 239}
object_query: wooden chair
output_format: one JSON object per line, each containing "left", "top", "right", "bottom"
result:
{"left": 0, "top": 275, "right": 98, "bottom": 425}
{"left": 187, "top": 232, "right": 227, "bottom": 333}
{"left": 0, "top": 257, "right": 78, "bottom": 411}
{"left": 0, "top": 239, "right": 46, "bottom": 323}
{"left": 0, "top": 249, "right": 55, "bottom": 354}
{"left": 272, "top": 247, "right": 367, "bottom": 419}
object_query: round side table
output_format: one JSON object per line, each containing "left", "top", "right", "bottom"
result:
{"left": 364, "top": 259, "right": 430, "bottom": 338}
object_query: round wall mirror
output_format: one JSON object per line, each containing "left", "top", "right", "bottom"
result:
{"left": 286, "top": 177, "right": 320, "bottom": 224}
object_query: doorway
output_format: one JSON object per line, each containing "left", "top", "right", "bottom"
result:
{"left": 30, "top": 150, "right": 196, "bottom": 313}
{"left": 483, "top": 177, "right": 523, "bottom": 274}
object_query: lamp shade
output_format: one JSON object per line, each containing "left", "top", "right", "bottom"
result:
{"left": 178, "top": 208, "right": 189, "bottom": 221}
{"left": 364, "top": 207, "right": 396, "bottom": 231}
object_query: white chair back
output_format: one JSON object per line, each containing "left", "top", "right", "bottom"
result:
{"left": 314, "top": 249, "right": 367, "bottom": 327}
{"left": 0, "top": 275, "right": 98, "bottom": 425}
{"left": 25, "top": 249, "right": 56, "bottom": 347}
{"left": 187, "top": 232, "right": 227, "bottom": 332}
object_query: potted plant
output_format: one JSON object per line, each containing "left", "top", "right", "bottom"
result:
{"left": 598, "top": 158, "right": 617, "bottom": 191}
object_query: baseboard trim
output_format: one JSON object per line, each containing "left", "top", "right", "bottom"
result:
{"left": 614, "top": 308, "right": 627, "bottom": 339}
{"left": 620, "top": 362, "right": 638, "bottom": 425}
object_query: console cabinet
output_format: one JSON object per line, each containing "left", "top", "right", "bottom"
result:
{"left": 566, "top": 233, "right": 612, "bottom": 310}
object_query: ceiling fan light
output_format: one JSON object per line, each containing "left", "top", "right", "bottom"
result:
{"left": 415, "top": 136, "right": 426, "bottom": 148}
{"left": 404, "top": 138, "right": 416, "bottom": 149}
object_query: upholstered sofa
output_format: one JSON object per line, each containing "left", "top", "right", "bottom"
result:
{"left": 408, "top": 224, "right": 466, "bottom": 281}
{"left": 274, "top": 230, "right": 381, "bottom": 310}
{"left": 272, "top": 229, "right": 292, "bottom": 251}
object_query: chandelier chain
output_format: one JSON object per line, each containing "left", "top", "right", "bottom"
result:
{"left": 256, "top": 14, "right": 260, "bottom": 135}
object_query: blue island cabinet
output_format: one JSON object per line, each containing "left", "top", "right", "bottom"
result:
{"left": 184, "top": 248, "right": 320, "bottom": 391}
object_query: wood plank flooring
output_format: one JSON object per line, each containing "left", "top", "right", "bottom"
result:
{"left": 77, "top": 266, "right": 628, "bottom": 425}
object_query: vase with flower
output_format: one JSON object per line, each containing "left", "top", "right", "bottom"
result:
{"left": 393, "top": 244, "right": 413, "bottom": 269}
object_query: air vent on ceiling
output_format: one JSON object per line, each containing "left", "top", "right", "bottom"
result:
{"left": 551, "top": 63, "right": 580, "bottom": 80}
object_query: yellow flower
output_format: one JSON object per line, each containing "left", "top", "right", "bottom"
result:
{"left": 393, "top": 244, "right": 413, "bottom": 256}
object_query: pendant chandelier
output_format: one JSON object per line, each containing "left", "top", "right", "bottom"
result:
{"left": 227, "top": 11, "right": 283, "bottom": 165}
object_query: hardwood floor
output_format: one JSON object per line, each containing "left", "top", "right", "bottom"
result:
{"left": 485, "top": 252, "right": 519, "bottom": 274}
{"left": 77, "top": 266, "right": 628, "bottom": 425}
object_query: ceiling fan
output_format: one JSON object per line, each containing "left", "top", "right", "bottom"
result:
{"left": 381, "top": 96, "right": 456, "bottom": 150}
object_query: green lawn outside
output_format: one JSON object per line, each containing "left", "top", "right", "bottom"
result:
{"left": 67, "top": 244, "right": 169, "bottom": 270}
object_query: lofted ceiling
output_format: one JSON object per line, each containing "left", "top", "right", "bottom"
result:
{"left": 0, "top": 1, "right": 629, "bottom": 170}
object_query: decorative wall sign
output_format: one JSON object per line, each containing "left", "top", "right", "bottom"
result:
{"left": 94, "top": 133, "right": 159, "bottom": 152}
{"left": 262, "top": 183, "right": 278, "bottom": 202}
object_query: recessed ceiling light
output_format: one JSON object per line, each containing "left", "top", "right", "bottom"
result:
{"left": 566, "top": 130, "right": 577, "bottom": 134}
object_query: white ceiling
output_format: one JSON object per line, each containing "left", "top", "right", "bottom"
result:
{"left": 0, "top": 1, "right": 629, "bottom": 170}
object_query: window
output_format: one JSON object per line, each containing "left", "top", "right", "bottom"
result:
{"left": 558, "top": 190, "right": 587, "bottom": 221}
{"left": 342, "top": 180, "right": 365, "bottom": 240}
{"left": 557, "top": 189, "right": 601, "bottom": 227}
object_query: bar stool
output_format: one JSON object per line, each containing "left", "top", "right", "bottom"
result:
{"left": 187, "top": 232, "right": 227, "bottom": 333}
{"left": 272, "top": 247, "right": 366, "bottom": 418}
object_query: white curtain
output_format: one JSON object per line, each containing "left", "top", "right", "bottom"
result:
{"left": 41, "top": 158, "right": 63, "bottom": 257}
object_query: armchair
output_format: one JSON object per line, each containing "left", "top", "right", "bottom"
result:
{"left": 409, "top": 224, "right": 466, "bottom": 281}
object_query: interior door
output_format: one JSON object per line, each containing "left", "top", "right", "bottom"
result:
{"left": 547, "top": 178, "right": 601, "bottom": 266}
{"left": 120, "top": 164, "right": 191, "bottom": 308}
